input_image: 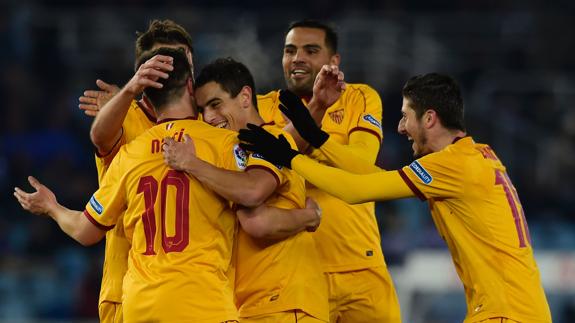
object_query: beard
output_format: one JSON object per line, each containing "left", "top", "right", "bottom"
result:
{"left": 413, "top": 128, "right": 429, "bottom": 158}
{"left": 286, "top": 76, "right": 314, "bottom": 98}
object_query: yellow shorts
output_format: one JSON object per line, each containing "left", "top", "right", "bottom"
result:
{"left": 99, "top": 301, "right": 123, "bottom": 323}
{"left": 477, "top": 319, "right": 520, "bottom": 323}
{"left": 327, "top": 266, "right": 401, "bottom": 323}
{"left": 240, "top": 310, "right": 325, "bottom": 323}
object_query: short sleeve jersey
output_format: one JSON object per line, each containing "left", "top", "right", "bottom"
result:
{"left": 398, "top": 137, "right": 551, "bottom": 323}
{"left": 257, "top": 84, "right": 385, "bottom": 272}
{"left": 234, "top": 124, "right": 328, "bottom": 320}
{"left": 85, "top": 119, "right": 244, "bottom": 323}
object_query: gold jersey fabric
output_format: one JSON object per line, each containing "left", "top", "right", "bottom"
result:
{"left": 257, "top": 84, "right": 385, "bottom": 272}
{"left": 234, "top": 124, "right": 328, "bottom": 321}
{"left": 94, "top": 100, "right": 155, "bottom": 307}
{"left": 85, "top": 119, "right": 244, "bottom": 323}
{"left": 398, "top": 137, "right": 551, "bottom": 322}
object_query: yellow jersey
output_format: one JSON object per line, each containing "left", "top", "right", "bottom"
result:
{"left": 234, "top": 124, "right": 328, "bottom": 320}
{"left": 399, "top": 137, "right": 551, "bottom": 323}
{"left": 85, "top": 118, "right": 244, "bottom": 323}
{"left": 94, "top": 100, "right": 155, "bottom": 305}
{"left": 257, "top": 84, "right": 385, "bottom": 272}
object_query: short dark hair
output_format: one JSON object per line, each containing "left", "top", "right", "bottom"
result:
{"left": 194, "top": 57, "right": 257, "bottom": 109}
{"left": 135, "top": 19, "right": 193, "bottom": 66}
{"left": 141, "top": 47, "right": 192, "bottom": 111}
{"left": 402, "top": 73, "right": 466, "bottom": 132}
{"left": 286, "top": 19, "right": 338, "bottom": 54}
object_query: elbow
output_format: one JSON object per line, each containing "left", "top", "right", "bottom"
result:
{"left": 238, "top": 189, "right": 269, "bottom": 208}
{"left": 89, "top": 128, "right": 106, "bottom": 153}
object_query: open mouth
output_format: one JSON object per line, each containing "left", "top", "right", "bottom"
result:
{"left": 211, "top": 121, "right": 228, "bottom": 129}
{"left": 291, "top": 68, "right": 309, "bottom": 78}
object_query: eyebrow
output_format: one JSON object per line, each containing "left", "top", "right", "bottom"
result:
{"left": 284, "top": 44, "right": 323, "bottom": 50}
{"left": 204, "top": 97, "right": 221, "bottom": 107}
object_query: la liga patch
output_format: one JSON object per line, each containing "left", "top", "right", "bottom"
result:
{"left": 233, "top": 144, "right": 248, "bottom": 170}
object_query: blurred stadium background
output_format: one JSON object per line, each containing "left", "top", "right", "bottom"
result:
{"left": 1, "top": 0, "right": 574, "bottom": 322}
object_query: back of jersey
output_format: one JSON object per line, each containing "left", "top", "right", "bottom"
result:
{"left": 85, "top": 119, "right": 243, "bottom": 323}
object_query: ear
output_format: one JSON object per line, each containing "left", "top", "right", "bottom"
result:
{"left": 423, "top": 109, "right": 438, "bottom": 129}
{"left": 239, "top": 85, "right": 253, "bottom": 109}
{"left": 330, "top": 53, "right": 341, "bottom": 66}
{"left": 186, "top": 77, "right": 194, "bottom": 96}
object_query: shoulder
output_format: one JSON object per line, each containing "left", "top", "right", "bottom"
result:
{"left": 256, "top": 90, "right": 280, "bottom": 107}
{"left": 343, "top": 83, "right": 381, "bottom": 100}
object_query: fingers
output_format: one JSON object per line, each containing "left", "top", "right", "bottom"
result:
{"left": 82, "top": 109, "right": 98, "bottom": 117}
{"left": 14, "top": 187, "right": 32, "bottom": 209}
{"left": 279, "top": 89, "right": 303, "bottom": 107}
{"left": 239, "top": 143, "right": 256, "bottom": 152}
{"left": 28, "top": 176, "right": 41, "bottom": 190}
{"left": 96, "top": 79, "right": 119, "bottom": 93}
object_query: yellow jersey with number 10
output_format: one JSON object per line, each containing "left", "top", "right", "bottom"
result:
{"left": 85, "top": 119, "right": 243, "bottom": 323}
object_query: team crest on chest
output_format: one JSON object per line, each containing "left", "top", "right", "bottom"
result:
{"left": 165, "top": 123, "right": 174, "bottom": 130}
{"left": 329, "top": 109, "right": 344, "bottom": 124}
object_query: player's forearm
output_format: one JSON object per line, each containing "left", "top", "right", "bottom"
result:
{"left": 311, "top": 133, "right": 382, "bottom": 174}
{"left": 292, "top": 155, "right": 413, "bottom": 203}
{"left": 184, "top": 159, "right": 273, "bottom": 207}
{"left": 48, "top": 205, "right": 103, "bottom": 246}
{"left": 307, "top": 97, "right": 329, "bottom": 125}
{"left": 237, "top": 205, "right": 317, "bottom": 240}
{"left": 90, "top": 86, "right": 135, "bottom": 155}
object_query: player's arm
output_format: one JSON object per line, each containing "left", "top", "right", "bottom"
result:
{"left": 14, "top": 176, "right": 105, "bottom": 246}
{"left": 279, "top": 86, "right": 382, "bottom": 174}
{"left": 292, "top": 155, "right": 413, "bottom": 203}
{"left": 163, "top": 135, "right": 278, "bottom": 207}
{"left": 237, "top": 197, "right": 321, "bottom": 240}
{"left": 239, "top": 124, "right": 413, "bottom": 204}
{"left": 90, "top": 54, "right": 173, "bottom": 156}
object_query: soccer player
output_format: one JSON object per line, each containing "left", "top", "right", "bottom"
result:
{"left": 239, "top": 73, "right": 553, "bottom": 323}
{"left": 256, "top": 20, "right": 401, "bottom": 322}
{"left": 78, "top": 19, "right": 194, "bottom": 323}
{"left": 163, "top": 57, "right": 329, "bottom": 322}
{"left": 16, "top": 47, "right": 243, "bottom": 322}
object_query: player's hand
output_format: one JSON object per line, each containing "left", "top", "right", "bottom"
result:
{"left": 78, "top": 79, "right": 120, "bottom": 117}
{"left": 305, "top": 197, "right": 322, "bottom": 232}
{"left": 279, "top": 90, "right": 329, "bottom": 148}
{"left": 163, "top": 134, "right": 197, "bottom": 171}
{"left": 311, "top": 64, "right": 345, "bottom": 109}
{"left": 238, "top": 123, "right": 300, "bottom": 168}
{"left": 13, "top": 176, "right": 58, "bottom": 216}
{"left": 124, "top": 54, "right": 174, "bottom": 96}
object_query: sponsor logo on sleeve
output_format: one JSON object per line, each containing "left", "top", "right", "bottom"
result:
{"left": 409, "top": 160, "right": 433, "bottom": 184}
{"left": 89, "top": 195, "right": 104, "bottom": 215}
{"left": 363, "top": 114, "right": 382, "bottom": 129}
{"left": 233, "top": 144, "right": 247, "bottom": 170}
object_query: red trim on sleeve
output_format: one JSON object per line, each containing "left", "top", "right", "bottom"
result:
{"left": 245, "top": 165, "right": 281, "bottom": 188}
{"left": 83, "top": 210, "right": 115, "bottom": 231}
{"left": 397, "top": 169, "right": 426, "bottom": 201}
{"left": 94, "top": 128, "right": 124, "bottom": 158}
{"left": 349, "top": 127, "right": 382, "bottom": 143}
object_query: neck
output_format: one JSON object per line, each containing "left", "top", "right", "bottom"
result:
{"left": 155, "top": 97, "right": 196, "bottom": 122}
{"left": 245, "top": 108, "right": 265, "bottom": 127}
{"left": 429, "top": 128, "right": 467, "bottom": 152}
